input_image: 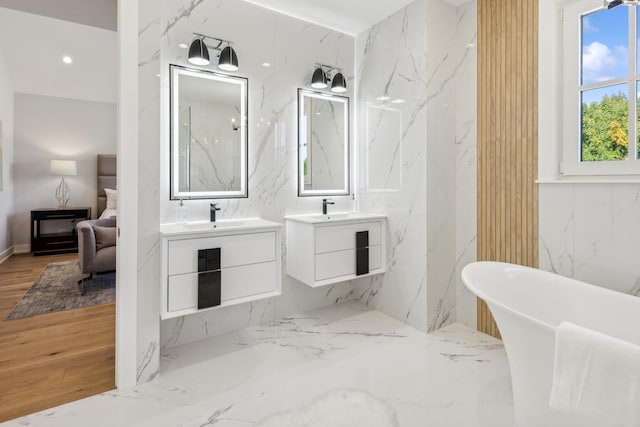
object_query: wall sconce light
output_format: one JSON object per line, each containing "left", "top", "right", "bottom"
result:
{"left": 331, "top": 72, "right": 347, "bottom": 93}
{"left": 187, "top": 33, "right": 239, "bottom": 71}
{"left": 50, "top": 159, "right": 77, "bottom": 208}
{"left": 607, "top": 0, "right": 639, "bottom": 8}
{"left": 310, "top": 63, "right": 347, "bottom": 93}
{"left": 311, "top": 67, "right": 328, "bottom": 89}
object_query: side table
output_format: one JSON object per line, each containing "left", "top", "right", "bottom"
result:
{"left": 30, "top": 207, "right": 91, "bottom": 256}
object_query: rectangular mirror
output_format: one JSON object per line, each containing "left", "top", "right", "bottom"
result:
{"left": 297, "top": 89, "right": 350, "bottom": 197}
{"left": 170, "top": 64, "right": 248, "bottom": 199}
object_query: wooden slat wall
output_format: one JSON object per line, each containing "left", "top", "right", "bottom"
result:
{"left": 477, "top": 0, "right": 538, "bottom": 338}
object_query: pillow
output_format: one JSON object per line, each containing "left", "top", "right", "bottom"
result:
{"left": 104, "top": 188, "right": 117, "bottom": 210}
{"left": 94, "top": 225, "right": 117, "bottom": 250}
{"left": 99, "top": 208, "right": 117, "bottom": 220}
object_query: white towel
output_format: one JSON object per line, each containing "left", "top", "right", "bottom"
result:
{"left": 549, "top": 322, "right": 640, "bottom": 427}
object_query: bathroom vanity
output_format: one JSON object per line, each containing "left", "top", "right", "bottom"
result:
{"left": 285, "top": 213, "right": 386, "bottom": 287}
{"left": 160, "top": 219, "right": 282, "bottom": 319}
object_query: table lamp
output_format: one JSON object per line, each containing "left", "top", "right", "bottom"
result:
{"left": 50, "top": 160, "right": 77, "bottom": 208}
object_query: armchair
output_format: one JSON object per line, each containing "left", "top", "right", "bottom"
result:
{"left": 77, "top": 218, "right": 116, "bottom": 292}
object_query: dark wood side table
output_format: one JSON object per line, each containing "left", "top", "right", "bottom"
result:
{"left": 30, "top": 207, "right": 91, "bottom": 256}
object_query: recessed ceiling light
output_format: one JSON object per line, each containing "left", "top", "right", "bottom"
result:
{"left": 178, "top": 43, "right": 189, "bottom": 49}
{"left": 262, "top": 62, "right": 271, "bottom": 67}
{"left": 62, "top": 56, "right": 73, "bottom": 64}
{"left": 466, "top": 43, "right": 476, "bottom": 49}
{"left": 391, "top": 99, "right": 406, "bottom": 104}
{"left": 376, "top": 95, "right": 391, "bottom": 101}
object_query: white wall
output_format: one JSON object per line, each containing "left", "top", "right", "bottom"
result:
{"left": 354, "top": 0, "right": 429, "bottom": 331}
{"left": 12, "top": 93, "right": 116, "bottom": 250}
{"left": 454, "top": 1, "right": 478, "bottom": 329}
{"left": 538, "top": 1, "right": 640, "bottom": 297}
{"left": 0, "top": 47, "right": 14, "bottom": 261}
{"left": 354, "top": 0, "right": 476, "bottom": 333}
{"left": 133, "top": 0, "right": 356, "bottom": 382}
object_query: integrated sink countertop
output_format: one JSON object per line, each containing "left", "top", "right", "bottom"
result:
{"left": 284, "top": 212, "right": 386, "bottom": 224}
{"left": 160, "top": 218, "right": 282, "bottom": 236}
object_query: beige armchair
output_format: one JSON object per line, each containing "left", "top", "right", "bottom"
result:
{"left": 76, "top": 218, "right": 116, "bottom": 292}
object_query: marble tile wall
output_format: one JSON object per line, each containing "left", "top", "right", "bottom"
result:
{"left": 425, "top": 0, "right": 459, "bottom": 332}
{"left": 137, "top": 0, "right": 162, "bottom": 384}
{"left": 539, "top": 183, "right": 640, "bottom": 296}
{"left": 354, "top": 0, "right": 429, "bottom": 331}
{"left": 454, "top": 1, "right": 478, "bottom": 329}
{"left": 132, "top": 0, "right": 480, "bottom": 383}
{"left": 354, "top": 0, "right": 477, "bottom": 333}
{"left": 156, "top": 0, "right": 356, "bottom": 350}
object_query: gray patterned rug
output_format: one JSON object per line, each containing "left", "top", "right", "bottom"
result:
{"left": 7, "top": 261, "right": 115, "bottom": 320}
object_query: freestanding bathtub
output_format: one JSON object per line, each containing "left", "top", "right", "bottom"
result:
{"left": 461, "top": 261, "right": 640, "bottom": 427}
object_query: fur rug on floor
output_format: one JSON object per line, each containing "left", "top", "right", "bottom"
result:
{"left": 258, "top": 389, "right": 399, "bottom": 427}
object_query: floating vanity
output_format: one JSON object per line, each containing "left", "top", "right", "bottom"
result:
{"left": 285, "top": 213, "right": 387, "bottom": 287}
{"left": 160, "top": 219, "right": 282, "bottom": 319}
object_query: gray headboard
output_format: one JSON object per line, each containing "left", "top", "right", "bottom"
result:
{"left": 97, "top": 154, "right": 117, "bottom": 217}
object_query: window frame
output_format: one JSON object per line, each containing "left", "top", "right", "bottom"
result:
{"left": 561, "top": 0, "right": 640, "bottom": 175}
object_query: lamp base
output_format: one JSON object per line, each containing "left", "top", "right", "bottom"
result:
{"left": 55, "top": 176, "right": 71, "bottom": 208}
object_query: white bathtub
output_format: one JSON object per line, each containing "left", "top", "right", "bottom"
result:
{"left": 461, "top": 261, "right": 640, "bottom": 427}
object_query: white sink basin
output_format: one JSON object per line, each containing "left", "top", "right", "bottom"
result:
{"left": 160, "top": 218, "right": 281, "bottom": 236}
{"left": 285, "top": 212, "right": 386, "bottom": 224}
{"left": 181, "top": 221, "right": 246, "bottom": 230}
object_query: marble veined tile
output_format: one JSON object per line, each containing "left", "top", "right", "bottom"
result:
{"left": 3, "top": 302, "right": 514, "bottom": 427}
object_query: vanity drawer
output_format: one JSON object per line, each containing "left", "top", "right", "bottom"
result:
{"left": 167, "top": 261, "right": 277, "bottom": 312}
{"left": 315, "top": 245, "right": 381, "bottom": 281}
{"left": 315, "top": 222, "right": 381, "bottom": 254}
{"left": 168, "top": 232, "right": 276, "bottom": 275}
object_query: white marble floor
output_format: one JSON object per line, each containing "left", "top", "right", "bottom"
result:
{"left": 2, "top": 302, "right": 515, "bottom": 426}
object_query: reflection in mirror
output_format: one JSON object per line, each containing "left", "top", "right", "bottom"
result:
{"left": 298, "top": 89, "right": 349, "bottom": 197}
{"left": 170, "top": 65, "right": 248, "bottom": 199}
{"left": 365, "top": 104, "right": 402, "bottom": 192}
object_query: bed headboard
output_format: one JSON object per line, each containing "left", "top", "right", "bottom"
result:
{"left": 97, "top": 154, "right": 117, "bottom": 217}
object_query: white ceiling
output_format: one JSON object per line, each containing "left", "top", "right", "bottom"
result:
{"left": 243, "top": 0, "right": 469, "bottom": 36}
{"left": 0, "top": 0, "right": 116, "bottom": 31}
{"left": 0, "top": 7, "right": 117, "bottom": 104}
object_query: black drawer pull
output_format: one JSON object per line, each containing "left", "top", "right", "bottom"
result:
{"left": 356, "top": 231, "right": 369, "bottom": 249}
{"left": 198, "top": 271, "right": 221, "bottom": 309}
{"left": 356, "top": 231, "right": 369, "bottom": 276}
{"left": 47, "top": 241, "right": 75, "bottom": 245}
{"left": 45, "top": 214, "right": 76, "bottom": 219}
{"left": 198, "top": 248, "right": 221, "bottom": 272}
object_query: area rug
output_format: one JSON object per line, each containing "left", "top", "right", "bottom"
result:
{"left": 7, "top": 261, "right": 115, "bottom": 320}
{"left": 257, "top": 389, "right": 399, "bottom": 427}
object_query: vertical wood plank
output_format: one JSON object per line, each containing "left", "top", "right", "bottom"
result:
{"left": 476, "top": 0, "right": 538, "bottom": 338}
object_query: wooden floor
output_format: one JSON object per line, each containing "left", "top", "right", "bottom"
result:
{"left": 0, "top": 253, "right": 115, "bottom": 422}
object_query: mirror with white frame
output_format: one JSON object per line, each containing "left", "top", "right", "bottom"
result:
{"left": 297, "top": 89, "right": 350, "bottom": 196}
{"left": 170, "top": 64, "right": 248, "bottom": 199}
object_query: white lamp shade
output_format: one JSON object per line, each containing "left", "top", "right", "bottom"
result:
{"left": 50, "top": 160, "right": 77, "bottom": 176}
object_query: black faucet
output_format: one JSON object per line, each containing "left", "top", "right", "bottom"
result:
{"left": 210, "top": 203, "right": 221, "bottom": 222}
{"left": 322, "top": 198, "right": 335, "bottom": 215}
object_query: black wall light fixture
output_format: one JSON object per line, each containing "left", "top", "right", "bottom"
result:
{"left": 310, "top": 63, "right": 347, "bottom": 93}
{"left": 607, "top": 0, "right": 639, "bottom": 8}
{"left": 187, "top": 33, "right": 239, "bottom": 71}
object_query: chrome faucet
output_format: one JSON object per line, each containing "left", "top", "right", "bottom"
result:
{"left": 322, "top": 198, "right": 335, "bottom": 215}
{"left": 210, "top": 203, "right": 221, "bottom": 222}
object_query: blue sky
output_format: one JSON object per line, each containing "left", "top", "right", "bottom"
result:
{"left": 581, "top": 5, "right": 631, "bottom": 104}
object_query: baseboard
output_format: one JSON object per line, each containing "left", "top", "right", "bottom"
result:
{"left": 13, "top": 244, "right": 30, "bottom": 255}
{"left": 0, "top": 246, "right": 14, "bottom": 264}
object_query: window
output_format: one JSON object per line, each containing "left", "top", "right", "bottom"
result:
{"left": 562, "top": 0, "right": 640, "bottom": 175}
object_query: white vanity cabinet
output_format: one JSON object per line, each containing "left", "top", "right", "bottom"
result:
{"left": 160, "top": 219, "right": 282, "bottom": 319}
{"left": 285, "top": 213, "right": 387, "bottom": 287}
